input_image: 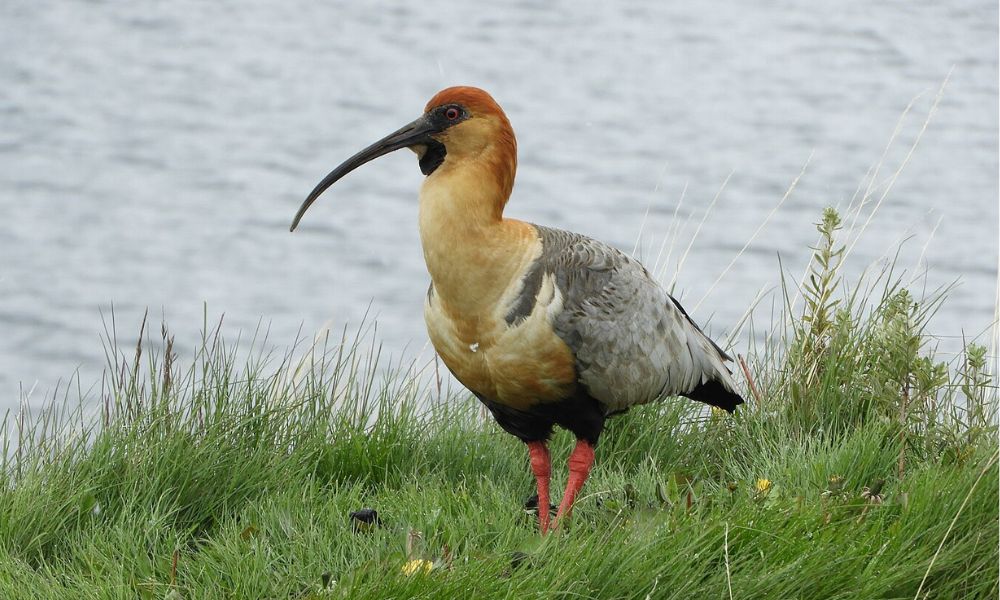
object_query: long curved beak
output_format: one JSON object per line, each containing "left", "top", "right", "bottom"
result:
{"left": 290, "top": 115, "right": 436, "bottom": 231}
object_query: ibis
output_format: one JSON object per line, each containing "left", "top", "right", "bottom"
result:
{"left": 291, "top": 87, "right": 744, "bottom": 533}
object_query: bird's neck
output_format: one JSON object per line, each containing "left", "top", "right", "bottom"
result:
{"left": 418, "top": 162, "right": 537, "bottom": 319}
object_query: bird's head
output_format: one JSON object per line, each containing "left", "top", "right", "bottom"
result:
{"left": 291, "top": 86, "right": 516, "bottom": 231}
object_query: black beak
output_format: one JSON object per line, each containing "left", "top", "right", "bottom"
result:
{"left": 290, "top": 115, "right": 437, "bottom": 231}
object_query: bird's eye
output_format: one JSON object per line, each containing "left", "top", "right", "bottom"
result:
{"left": 445, "top": 107, "right": 461, "bottom": 120}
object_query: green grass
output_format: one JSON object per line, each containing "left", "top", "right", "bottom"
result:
{"left": 1, "top": 209, "right": 997, "bottom": 599}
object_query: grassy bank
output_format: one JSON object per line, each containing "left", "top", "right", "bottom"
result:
{"left": 1, "top": 209, "right": 997, "bottom": 599}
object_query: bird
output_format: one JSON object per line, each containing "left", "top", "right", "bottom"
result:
{"left": 290, "top": 86, "right": 744, "bottom": 534}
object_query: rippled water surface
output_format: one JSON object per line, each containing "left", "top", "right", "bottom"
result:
{"left": 1, "top": 1, "right": 997, "bottom": 412}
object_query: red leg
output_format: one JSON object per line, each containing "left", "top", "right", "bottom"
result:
{"left": 526, "top": 441, "right": 551, "bottom": 534}
{"left": 553, "top": 440, "right": 595, "bottom": 529}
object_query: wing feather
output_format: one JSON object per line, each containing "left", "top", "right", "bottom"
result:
{"left": 532, "top": 225, "right": 743, "bottom": 414}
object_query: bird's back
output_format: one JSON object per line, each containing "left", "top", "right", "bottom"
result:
{"left": 523, "top": 225, "right": 743, "bottom": 415}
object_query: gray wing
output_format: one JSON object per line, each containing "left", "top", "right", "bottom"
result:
{"left": 530, "top": 225, "right": 742, "bottom": 414}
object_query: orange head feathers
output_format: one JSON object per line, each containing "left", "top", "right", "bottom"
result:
{"left": 423, "top": 87, "right": 518, "bottom": 210}
{"left": 424, "top": 86, "right": 508, "bottom": 119}
{"left": 290, "top": 86, "right": 518, "bottom": 231}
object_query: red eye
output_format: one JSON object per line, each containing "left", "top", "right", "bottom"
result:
{"left": 445, "top": 107, "right": 460, "bottom": 120}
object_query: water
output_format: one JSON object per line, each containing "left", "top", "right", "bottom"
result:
{"left": 1, "top": 1, "right": 997, "bottom": 413}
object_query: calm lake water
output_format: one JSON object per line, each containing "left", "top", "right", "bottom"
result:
{"left": 1, "top": 1, "right": 997, "bottom": 414}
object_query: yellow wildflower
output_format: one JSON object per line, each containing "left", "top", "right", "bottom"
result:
{"left": 401, "top": 559, "right": 433, "bottom": 576}
{"left": 755, "top": 478, "right": 772, "bottom": 493}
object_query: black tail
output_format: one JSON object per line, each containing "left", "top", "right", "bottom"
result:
{"left": 684, "top": 379, "right": 745, "bottom": 412}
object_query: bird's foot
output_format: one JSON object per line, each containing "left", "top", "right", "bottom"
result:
{"left": 552, "top": 440, "right": 595, "bottom": 530}
{"left": 526, "top": 441, "right": 552, "bottom": 534}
